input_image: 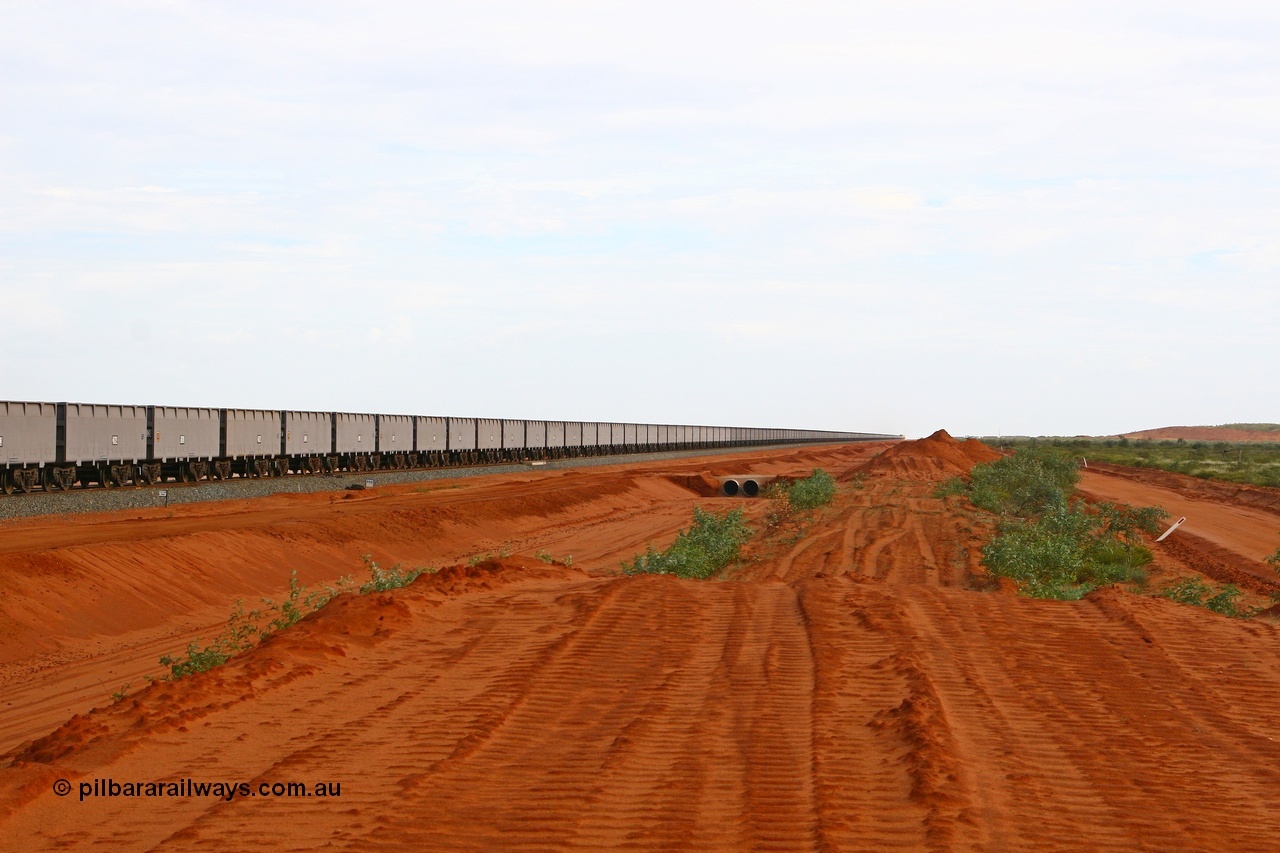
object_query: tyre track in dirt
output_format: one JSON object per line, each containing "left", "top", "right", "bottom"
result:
{"left": 365, "top": 576, "right": 822, "bottom": 851}
{"left": 2, "top": 565, "right": 831, "bottom": 851}
{"left": 5, "top": 437, "right": 1280, "bottom": 849}
{"left": 0, "top": 451, "right": 852, "bottom": 754}
{"left": 767, "top": 481, "right": 987, "bottom": 588}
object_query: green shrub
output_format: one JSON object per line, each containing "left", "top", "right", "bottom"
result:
{"left": 933, "top": 476, "right": 967, "bottom": 498}
{"left": 159, "top": 641, "right": 233, "bottom": 680}
{"left": 1161, "top": 576, "right": 1213, "bottom": 606}
{"left": 1206, "top": 585, "right": 1245, "bottom": 616}
{"left": 359, "top": 556, "right": 429, "bottom": 593}
{"left": 968, "top": 447, "right": 1079, "bottom": 517}
{"left": 1266, "top": 536, "right": 1280, "bottom": 575}
{"left": 258, "top": 569, "right": 351, "bottom": 633}
{"left": 466, "top": 542, "right": 514, "bottom": 566}
{"left": 982, "top": 517, "right": 1087, "bottom": 590}
{"left": 966, "top": 449, "right": 1166, "bottom": 599}
{"left": 160, "top": 559, "right": 413, "bottom": 679}
{"left": 787, "top": 468, "right": 837, "bottom": 511}
{"left": 158, "top": 597, "right": 259, "bottom": 679}
{"left": 1160, "top": 577, "right": 1245, "bottom": 617}
{"left": 626, "top": 506, "right": 753, "bottom": 579}
{"left": 763, "top": 469, "right": 838, "bottom": 533}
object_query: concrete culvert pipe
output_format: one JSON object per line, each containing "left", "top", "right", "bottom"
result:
{"left": 721, "top": 479, "right": 740, "bottom": 497}
{"left": 743, "top": 479, "right": 760, "bottom": 497}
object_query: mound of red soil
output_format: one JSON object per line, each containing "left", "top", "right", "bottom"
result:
{"left": 848, "top": 429, "right": 1000, "bottom": 482}
{"left": 7, "top": 557, "right": 578, "bottom": 769}
{"left": 1121, "top": 426, "right": 1280, "bottom": 443}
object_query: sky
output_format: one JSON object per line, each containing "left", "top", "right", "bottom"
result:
{"left": 2, "top": 2, "right": 1277, "bottom": 439}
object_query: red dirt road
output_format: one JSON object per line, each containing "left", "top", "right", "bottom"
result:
{"left": 3, "top": 439, "right": 1280, "bottom": 850}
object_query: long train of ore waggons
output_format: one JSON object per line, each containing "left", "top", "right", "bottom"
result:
{"left": 0, "top": 401, "right": 901, "bottom": 495}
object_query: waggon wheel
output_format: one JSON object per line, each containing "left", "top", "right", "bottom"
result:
{"left": 0, "top": 473, "right": 14, "bottom": 496}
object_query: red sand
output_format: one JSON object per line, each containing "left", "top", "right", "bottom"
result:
{"left": 3, "top": 440, "right": 1280, "bottom": 850}
{"left": 1121, "top": 426, "right": 1280, "bottom": 443}
{"left": 849, "top": 428, "right": 1001, "bottom": 481}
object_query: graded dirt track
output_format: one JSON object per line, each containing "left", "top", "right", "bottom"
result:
{"left": 3, "top": 439, "right": 1280, "bottom": 850}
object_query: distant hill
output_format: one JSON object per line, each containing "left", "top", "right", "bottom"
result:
{"left": 1120, "top": 425, "right": 1280, "bottom": 443}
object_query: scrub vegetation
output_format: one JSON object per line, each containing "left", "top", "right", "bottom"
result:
{"left": 1267, "top": 540, "right": 1280, "bottom": 575}
{"left": 983, "top": 434, "right": 1280, "bottom": 489}
{"left": 765, "top": 468, "right": 841, "bottom": 533}
{"left": 624, "top": 507, "right": 753, "bottom": 580}
{"left": 786, "top": 468, "right": 839, "bottom": 511}
{"left": 944, "top": 448, "right": 1168, "bottom": 600}
{"left": 1159, "top": 577, "right": 1246, "bottom": 617}
{"left": 626, "top": 468, "right": 843, "bottom": 578}
{"left": 158, "top": 559, "right": 431, "bottom": 681}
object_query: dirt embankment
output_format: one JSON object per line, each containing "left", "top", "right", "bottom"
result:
{"left": 1085, "top": 460, "right": 1280, "bottom": 518}
{"left": 1078, "top": 462, "right": 1280, "bottom": 597}
{"left": 3, "top": 437, "right": 1280, "bottom": 850}
{"left": 848, "top": 428, "right": 1000, "bottom": 482}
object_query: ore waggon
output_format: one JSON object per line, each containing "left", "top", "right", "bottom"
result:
{"left": 0, "top": 400, "right": 900, "bottom": 495}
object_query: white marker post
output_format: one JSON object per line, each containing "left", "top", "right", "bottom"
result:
{"left": 1155, "top": 517, "right": 1187, "bottom": 542}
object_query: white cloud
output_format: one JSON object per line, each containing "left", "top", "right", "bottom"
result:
{"left": 1, "top": 2, "right": 1276, "bottom": 436}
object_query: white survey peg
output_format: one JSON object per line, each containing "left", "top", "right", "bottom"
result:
{"left": 1155, "top": 517, "right": 1187, "bottom": 542}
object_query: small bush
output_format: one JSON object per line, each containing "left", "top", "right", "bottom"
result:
{"left": 968, "top": 447, "right": 1080, "bottom": 517}
{"left": 467, "top": 542, "right": 514, "bottom": 566}
{"left": 766, "top": 468, "right": 838, "bottom": 532}
{"left": 933, "top": 476, "right": 967, "bottom": 499}
{"left": 1206, "top": 585, "right": 1245, "bottom": 616}
{"left": 1160, "top": 576, "right": 1212, "bottom": 606}
{"left": 259, "top": 569, "right": 351, "bottom": 633}
{"left": 359, "top": 556, "right": 429, "bottom": 593}
{"left": 159, "top": 641, "right": 232, "bottom": 680}
{"left": 760, "top": 481, "right": 791, "bottom": 527}
{"left": 1160, "top": 577, "right": 1245, "bottom": 617}
{"left": 763, "top": 498, "right": 796, "bottom": 533}
{"left": 626, "top": 506, "right": 753, "bottom": 580}
{"left": 1266, "top": 535, "right": 1280, "bottom": 575}
{"left": 160, "top": 560, "right": 409, "bottom": 679}
{"left": 787, "top": 468, "right": 838, "bottom": 511}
